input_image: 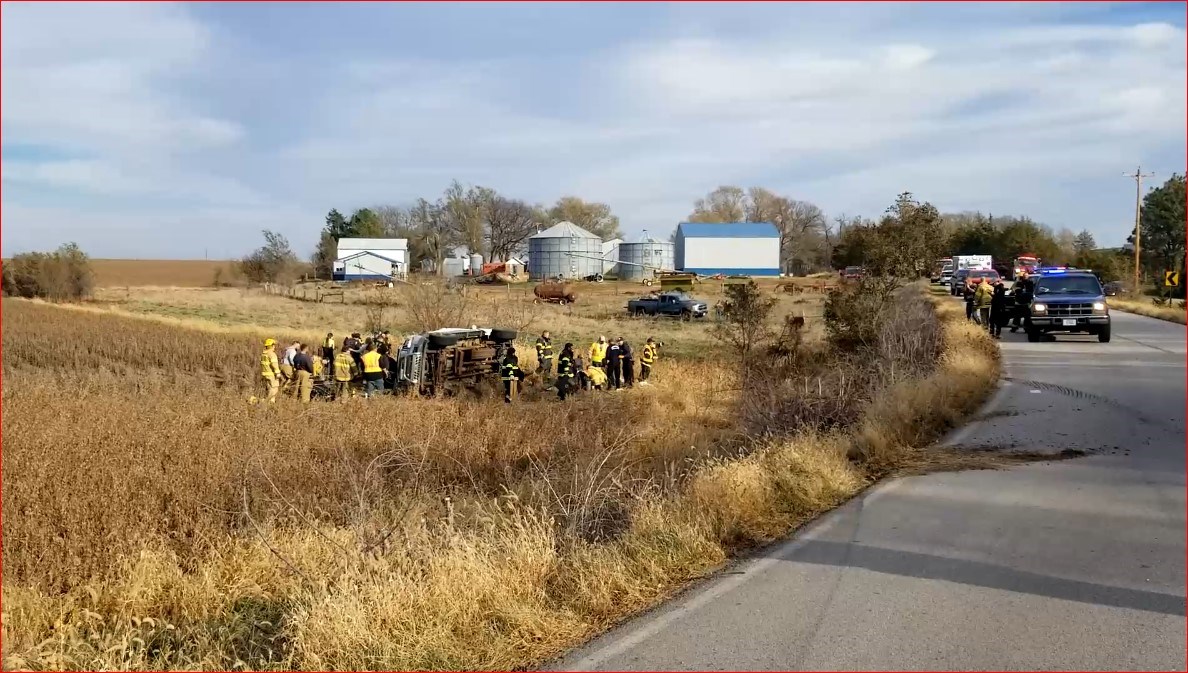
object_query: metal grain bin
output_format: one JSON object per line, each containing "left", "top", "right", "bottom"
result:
{"left": 617, "top": 232, "right": 675, "bottom": 281}
{"left": 528, "top": 221, "right": 603, "bottom": 280}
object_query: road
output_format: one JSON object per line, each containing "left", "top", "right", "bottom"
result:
{"left": 556, "top": 309, "right": 1186, "bottom": 671}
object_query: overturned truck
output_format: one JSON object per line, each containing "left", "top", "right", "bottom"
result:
{"left": 393, "top": 327, "right": 518, "bottom": 396}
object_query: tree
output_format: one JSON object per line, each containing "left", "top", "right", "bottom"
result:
{"left": 348, "top": 208, "right": 387, "bottom": 238}
{"left": 746, "top": 188, "right": 830, "bottom": 274}
{"left": 485, "top": 195, "right": 541, "bottom": 262}
{"left": 861, "top": 192, "right": 945, "bottom": 299}
{"left": 712, "top": 280, "right": 777, "bottom": 374}
{"left": 829, "top": 215, "right": 875, "bottom": 269}
{"left": 2, "top": 242, "right": 94, "bottom": 301}
{"left": 311, "top": 231, "right": 337, "bottom": 279}
{"left": 688, "top": 185, "right": 747, "bottom": 223}
{"left": 324, "top": 208, "right": 351, "bottom": 238}
{"left": 1135, "top": 173, "right": 1187, "bottom": 282}
{"left": 546, "top": 196, "right": 622, "bottom": 240}
{"left": 242, "top": 230, "right": 299, "bottom": 283}
{"left": 1073, "top": 230, "right": 1097, "bottom": 255}
{"left": 443, "top": 180, "right": 486, "bottom": 255}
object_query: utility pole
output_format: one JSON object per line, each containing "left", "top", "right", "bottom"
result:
{"left": 1124, "top": 166, "right": 1155, "bottom": 293}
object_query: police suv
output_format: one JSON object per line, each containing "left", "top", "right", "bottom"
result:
{"left": 1023, "top": 267, "right": 1111, "bottom": 343}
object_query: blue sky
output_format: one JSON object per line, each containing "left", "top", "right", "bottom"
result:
{"left": 2, "top": 1, "right": 1185, "bottom": 259}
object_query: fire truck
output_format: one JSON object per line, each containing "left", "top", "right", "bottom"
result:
{"left": 1012, "top": 254, "right": 1040, "bottom": 280}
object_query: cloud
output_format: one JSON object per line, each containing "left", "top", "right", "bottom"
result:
{"left": 1, "top": 2, "right": 1184, "bottom": 258}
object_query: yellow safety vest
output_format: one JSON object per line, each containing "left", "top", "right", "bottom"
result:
{"left": 260, "top": 350, "right": 279, "bottom": 378}
{"left": 586, "top": 366, "right": 607, "bottom": 386}
{"left": 588, "top": 342, "right": 607, "bottom": 364}
{"left": 361, "top": 351, "right": 383, "bottom": 374}
{"left": 334, "top": 352, "right": 356, "bottom": 381}
{"left": 641, "top": 344, "right": 657, "bottom": 365}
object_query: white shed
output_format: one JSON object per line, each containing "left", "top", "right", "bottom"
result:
{"left": 334, "top": 238, "right": 409, "bottom": 281}
{"left": 674, "top": 222, "right": 780, "bottom": 276}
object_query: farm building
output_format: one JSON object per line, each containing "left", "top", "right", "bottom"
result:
{"left": 674, "top": 222, "right": 780, "bottom": 276}
{"left": 601, "top": 238, "right": 622, "bottom": 275}
{"left": 333, "top": 238, "right": 409, "bottom": 281}
{"left": 528, "top": 221, "right": 603, "bottom": 280}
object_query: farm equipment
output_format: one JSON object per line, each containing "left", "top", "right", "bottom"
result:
{"left": 533, "top": 282, "right": 577, "bottom": 305}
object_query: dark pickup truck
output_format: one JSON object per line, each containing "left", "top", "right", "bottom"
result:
{"left": 1024, "top": 270, "right": 1111, "bottom": 343}
{"left": 627, "top": 291, "right": 708, "bottom": 319}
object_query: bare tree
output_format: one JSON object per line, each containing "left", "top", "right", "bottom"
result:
{"left": 443, "top": 180, "right": 485, "bottom": 255}
{"left": 485, "top": 195, "right": 541, "bottom": 262}
{"left": 547, "top": 196, "right": 622, "bottom": 240}
{"left": 746, "top": 188, "right": 829, "bottom": 274}
{"left": 688, "top": 185, "right": 747, "bottom": 223}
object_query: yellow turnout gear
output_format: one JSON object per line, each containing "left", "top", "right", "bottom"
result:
{"left": 261, "top": 349, "right": 280, "bottom": 378}
{"left": 588, "top": 341, "right": 607, "bottom": 365}
{"left": 361, "top": 350, "right": 383, "bottom": 374}
{"left": 641, "top": 343, "right": 657, "bottom": 365}
{"left": 334, "top": 352, "right": 356, "bottom": 382}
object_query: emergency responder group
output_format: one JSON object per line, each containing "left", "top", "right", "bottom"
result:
{"left": 259, "top": 328, "right": 661, "bottom": 404}
{"left": 960, "top": 268, "right": 1034, "bottom": 340}
{"left": 258, "top": 330, "right": 398, "bottom": 403}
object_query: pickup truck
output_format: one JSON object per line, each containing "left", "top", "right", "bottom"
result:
{"left": 627, "top": 291, "right": 708, "bottom": 319}
{"left": 1024, "top": 269, "right": 1111, "bottom": 343}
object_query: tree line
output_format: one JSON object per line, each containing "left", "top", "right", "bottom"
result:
{"left": 235, "top": 174, "right": 1186, "bottom": 288}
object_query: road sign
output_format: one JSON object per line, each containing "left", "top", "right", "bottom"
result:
{"left": 1164, "top": 270, "right": 1180, "bottom": 287}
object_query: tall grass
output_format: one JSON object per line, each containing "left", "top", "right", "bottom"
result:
{"left": 1107, "top": 296, "right": 1188, "bottom": 324}
{"left": 1, "top": 285, "right": 1000, "bottom": 671}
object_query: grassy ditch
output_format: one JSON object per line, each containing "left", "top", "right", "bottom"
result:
{"left": 1107, "top": 296, "right": 1188, "bottom": 325}
{"left": 2, "top": 285, "right": 1001, "bottom": 671}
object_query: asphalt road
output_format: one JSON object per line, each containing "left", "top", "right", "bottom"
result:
{"left": 556, "top": 309, "right": 1186, "bottom": 671}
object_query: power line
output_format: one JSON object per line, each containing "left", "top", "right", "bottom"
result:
{"left": 1123, "top": 166, "right": 1155, "bottom": 293}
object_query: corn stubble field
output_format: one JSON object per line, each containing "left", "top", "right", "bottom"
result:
{"left": 2, "top": 275, "right": 1001, "bottom": 671}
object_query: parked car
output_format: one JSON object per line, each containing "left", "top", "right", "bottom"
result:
{"left": 949, "top": 269, "right": 971, "bottom": 295}
{"left": 1103, "top": 281, "right": 1124, "bottom": 297}
{"left": 626, "top": 291, "right": 708, "bottom": 319}
{"left": 841, "top": 266, "right": 865, "bottom": 281}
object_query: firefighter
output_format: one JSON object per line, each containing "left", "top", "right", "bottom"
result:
{"left": 585, "top": 360, "right": 608, "bottom": 391}
{"left": 619, "top": 337, "right": 635, "bottom": 388}
{"left": 640, "top": 337, "right": 658, "bottom": 385}
{"left": 322, "top": 332, "right": 335, "bottom": 376}
{"left": 260, "top": 338, "right": 281, "bottom": 403}
{"left": 293, "top": 343, "right": 315, "bottom": 403}
{"left": 501, "top": 347, "right": 524, "bottom": 403}
{"left": 535, "top": 330, "right": 554, "bottom": 379}
{"left": 1011, "top": 269, "right": 1035, "bottom": 333}
{"left": 557, "top": 343, "right": 576, "bottom": 401}
{"left": 360, "top": 343, "right": 386, "bottom": 397}
{"left": 588, "top": 336, "right": 607, "bottom": 372}
{"left": 333, "top": 349, "right": 357, "bottom": 401}
{"left": 606, "top": 338, "right": 622, "bottom": 390}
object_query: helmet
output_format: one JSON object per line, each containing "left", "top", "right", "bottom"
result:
{"left": 264, "top": 338, "right": 276, "bottom": 347}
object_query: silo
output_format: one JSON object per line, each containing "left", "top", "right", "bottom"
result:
{"left": 528, "top": 221, "right": 604, "bottom": 280}
{"left": 617, "top": 231, "right": 675, "bottom": 281}
{"left": 469, "top": 254, "right": 483, "bottom": 275}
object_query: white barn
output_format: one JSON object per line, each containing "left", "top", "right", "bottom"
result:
{"left": 674, "top": 222, "right": 780, "bottom": 276}
{"left": 333, "top": 238, "right": 409, "bottom": 281}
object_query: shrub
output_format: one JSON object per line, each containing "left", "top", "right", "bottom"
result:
{"left": 1, "top": 242, "right": 94, "bottom": 302}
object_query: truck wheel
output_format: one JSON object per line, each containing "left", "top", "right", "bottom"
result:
{"left": 1026, "top": 329, "right": 1040, "bottom": 343}
{"left": 558, "top": 299, "right": 568, "bottom": 306}
{"left": 680, "top": 309, "right": 692, "bottom": 321}
{"left": 489, "top": 328, "right": 517, "bottom": 343}
{"left": 427, "top": 333, "right": 461, "bottom": 348}
{"left": 1098, "top": 325, "right": 1111, "bottom": 343}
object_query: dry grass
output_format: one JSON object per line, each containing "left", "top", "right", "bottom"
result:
{"left": 1, "top": 280, "right": 1002, "bottom": 671}
{"left": 88, "top": 259, "right": 239, "bottom": 288}
{"left": 1107, "top": 296, "right": 1188, "bottom": 324}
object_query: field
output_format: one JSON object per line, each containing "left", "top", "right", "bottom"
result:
{"left": 2, "top": 275, "right": 1002, "bottom": 670}
{"left": 88, "top": 259, "right": 238, "bottom": 287}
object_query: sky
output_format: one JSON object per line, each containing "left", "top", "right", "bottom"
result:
{"left": 2, "top": 1, "right": 1185, "bottom": 259}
